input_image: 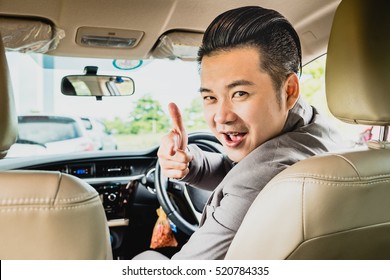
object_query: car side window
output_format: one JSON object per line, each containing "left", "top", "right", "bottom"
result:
{"left": 301, "top": 55, "right": 372, "bottom": 148}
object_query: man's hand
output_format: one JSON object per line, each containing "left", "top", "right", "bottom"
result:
{"left": 157, "top": 103, "right": 193, "bottom": 179}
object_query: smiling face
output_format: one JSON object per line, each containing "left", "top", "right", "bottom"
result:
{"left": 200, "top": 47, "right": 299, "bottom": 162}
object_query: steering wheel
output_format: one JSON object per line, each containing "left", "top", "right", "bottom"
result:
{"left": 155, "top": 132, "right": 222, "bottom": 236}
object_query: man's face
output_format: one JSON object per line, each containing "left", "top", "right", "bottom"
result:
{"left": 200, "top": 47, "right": 297, "bottom": 162}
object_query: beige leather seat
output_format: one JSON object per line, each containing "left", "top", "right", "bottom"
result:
{"left": 226, "top": 0, "right": 390, "bottom": 259}
{"left": 0, "top": 35, "right": 112, "bottom": 259}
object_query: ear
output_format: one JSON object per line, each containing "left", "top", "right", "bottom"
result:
{"left": 284, "top": 73, "right": 300, "bottom": 110}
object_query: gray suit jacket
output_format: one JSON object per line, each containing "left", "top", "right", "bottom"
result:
{"left": 171, "top": 97, "right": 340, "bottom": 259}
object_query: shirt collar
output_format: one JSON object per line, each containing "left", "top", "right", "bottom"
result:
{"left": 281, "top": 96, "right": 314, "bottom": 134}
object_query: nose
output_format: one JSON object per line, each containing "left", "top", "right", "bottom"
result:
{"left": 213, "top": 100, "right": 236, "bottom": 124}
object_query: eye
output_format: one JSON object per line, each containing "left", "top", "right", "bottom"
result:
{"left": 202, "top": 95, "right": 217, "bottom": 104}
{"left": 232, "top": 91, "right": 249, "bottom": 98}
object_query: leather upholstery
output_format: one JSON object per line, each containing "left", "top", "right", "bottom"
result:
{"left": 0, "top": 35, "right": 112, "bottom": 259}
{"left": 326, "top": 0, "right": 390, "bottom": 125}
{"left": 0, "top": 171, "right": 112, "bottom": 259}
{"left": 226, "top": 0, "right": 390, "bottom": 259}
{"left": 0, "top": 33, "right": 17, "bottom": 158}
{"left": 226, "top": 150, "right": 390, "bottom": 259}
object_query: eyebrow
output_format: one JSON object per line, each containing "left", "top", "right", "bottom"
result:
{"left": 227, "top": 79, "right": 255, "bottom": 89}
{"left": 199, "top": 79, "right": 255, "bottom": 93}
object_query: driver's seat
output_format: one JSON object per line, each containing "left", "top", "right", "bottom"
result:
{"left": 0, "top": 34, "right": 112, "bottom": 259}
{"left": 226, "top": 0, "right": 390, "bottom": 259}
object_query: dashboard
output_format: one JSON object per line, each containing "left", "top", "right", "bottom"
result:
{"left": 26, "top": 156, "right": 157, "bottom": 221}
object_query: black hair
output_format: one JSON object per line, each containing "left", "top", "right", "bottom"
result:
{"left": 198, "top": 6, "right": 302, "bottom": 95}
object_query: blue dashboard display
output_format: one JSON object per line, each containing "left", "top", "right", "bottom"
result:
{"left": 75, "top": 169, "right": 88, "bottom": 175}
{"left": 70, "top": 165, "right": 92, "bottom": 177}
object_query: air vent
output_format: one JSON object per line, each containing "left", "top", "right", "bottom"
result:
{"left": 95, "top": 161, "right": 132, "bottom": 177}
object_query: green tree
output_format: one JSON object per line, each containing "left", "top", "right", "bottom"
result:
{"left": 104, "top": 116, "right": 132, "bottom": 134}
{"left": 129, "top": 94, "right": 170, "bottom": 134}
{"left": 300, "top": 56, "right": 328, "bottom": 114}
{"left": 183, "top": 97, "right": 208, "bottom": 132}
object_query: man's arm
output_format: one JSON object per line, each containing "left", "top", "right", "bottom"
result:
{"left": 172, "top": 145, "right": 288, "bottom": 260}
{"left": 171, "top": 187, "right": 258, "bottom": 260}
{"left": 180, "top": 144, "right": 233, "bottom": 191}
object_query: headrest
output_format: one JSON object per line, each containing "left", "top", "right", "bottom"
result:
{"left": 0, "top": 171, "right": 113, "bottom": 259}
{"left": 0, "top": 34, "right": 18, "bottom": 158}
{"left": 326, "top": 0, "right": 390, "bottom": 125}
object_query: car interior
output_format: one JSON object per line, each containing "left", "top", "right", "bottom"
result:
{"left": 1, "top": 0, "right": 390, "bottom": 260}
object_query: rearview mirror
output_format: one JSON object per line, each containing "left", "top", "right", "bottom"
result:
{"left": 61, "top": 75, "right": 135, "bottom": 97}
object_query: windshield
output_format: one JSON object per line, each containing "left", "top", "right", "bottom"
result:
{"left": 6, "top": 52, "right": 368, "bottom": 158}
{"left": 6, "top": 52, "right": 207, "bottom": 156}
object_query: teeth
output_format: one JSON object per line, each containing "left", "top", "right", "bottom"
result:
{"left": 227, "top": 132, "right": 239, "bottom": 136}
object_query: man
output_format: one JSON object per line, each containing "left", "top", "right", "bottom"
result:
{"left": 137, "top": 5, "right": 339, "bottom": 260}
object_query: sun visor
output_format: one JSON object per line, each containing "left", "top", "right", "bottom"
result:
{"left": 0, "top": 17, "right": 65, "bottom": 53}
{"left": 152, "top": 31, "right": 203, "bottom": 61}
